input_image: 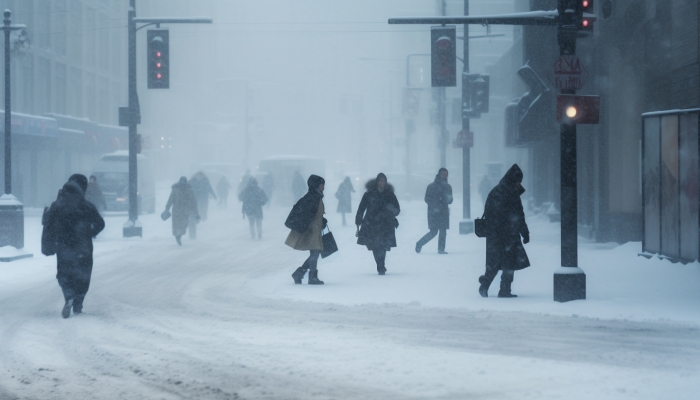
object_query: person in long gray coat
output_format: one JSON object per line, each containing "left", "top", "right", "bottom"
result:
{"left": 479, "top": 164, "right": 530, "bottom": 298}
{"left": 335, "top": 176, "right": 355, "bottom": 226}
{"left": 416, "top": 168, "right": 453, "bottom": 254}
{"left": 164, "top": 177, "right": 199, "bottom": 246}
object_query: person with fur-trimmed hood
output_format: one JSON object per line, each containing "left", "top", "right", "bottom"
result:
{"left": 42, "top": 174, "right": 105, "bottom": 318}
{"left": 479, "top": 164, "right": 530, "bottom": 298}
{"left": 356, "top": 173, "right": 400, "bottom": 275}
{"left": 285, "top": 174, "right": 327, "bottom": 285}
{"left": 164, "top": 177, "right": 200, "bottom": 246}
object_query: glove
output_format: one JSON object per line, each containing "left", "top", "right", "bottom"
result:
{"left": 322, "top": 217, "right": 328, "bottom": 229}
{"left": 523, "top": 234, "right": 530, "bottom": 244}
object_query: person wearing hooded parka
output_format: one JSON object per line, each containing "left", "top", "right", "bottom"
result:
{"left": 356, "top": 173, "right": 400, "bottom": 275}
{"left": 42, "top": 174, "right": 105, "bottom": 318}
{"left": 416, "top": 168, "right": 453, "bottom": 254}
{"left": 164, "top": 177, "right": 200, "bottom": 246}
{"left": 285, "top": 175, "right": 327, "bottom": 285}
{"left": 479, "top": 164, "right": 530, "bottom": 298}
{"left": 239, "top": 177, "right": 268, "bottom": 239}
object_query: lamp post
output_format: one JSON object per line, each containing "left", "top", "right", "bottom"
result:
{"left": 0, "top": 9, "right": 31, "bottom": 261}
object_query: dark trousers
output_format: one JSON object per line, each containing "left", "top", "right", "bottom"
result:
{"left": 480, "top": 265, "right": 515, "bottom": 294}
{"left": 417, "top": 228, "right": 447, "bottom": 251}
{"left": 372, "top": 249, "right": 386, "bottom": 271}
{"left": 301, "top": 250, "right": 321, "bottom": 272}
{"left": 56, "top": 253, "right": 93, "bottom": 312}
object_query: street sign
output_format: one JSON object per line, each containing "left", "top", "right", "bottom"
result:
{"left": 453, "top": 130, "right": 473, "bottom": 148}
{"left": 553, "top": 55, "right": 588, "bottom": 91}
{"left": 402, "top": 88, "right": 420, "bottom": 118}
{"left": 556, "top": 95, "right": 600, "bottom": 124}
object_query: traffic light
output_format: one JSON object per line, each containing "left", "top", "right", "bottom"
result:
{"left": 471, "top": 75, "right": 490, "bottom": 114}
{"left": 147, "top": 29, "right": 169, "bottom": 89}
{"left": 581, "top": 0, "right": 594, "bottom": 31}
{"left": 556, "top": 95, "right": 600, "bottom": 124}
{"left": 431, "top": 26, "right": 456, "bottom": 87}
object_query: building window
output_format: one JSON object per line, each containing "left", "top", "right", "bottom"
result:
{"left": 68, "top": 66, "right": 82, "bottom": 117}
{"left": 99, "top": 13, "right": 109, "bottom": 69}
{"left": 22, "top": 55, "right": 34, "bottom": 114}
{"left": 99, "top": 77, "right": 109, "bottom": 123}
{"left": 54, "top": 63, "right": 66, "bottom": 115}
{"left": 85, "top": 8, "right": 96, "bottom": 68}
{"left": 85, "top": 72, "right": 96, "bottom": 121}
{"left": 37, "top": 57, "right": 50, "bottom": 114}
{"left": 69, "top": 0, "right": 82, "bottom": 62}
{"left": 53, "top": 0, "right": 67, "bottom": 55}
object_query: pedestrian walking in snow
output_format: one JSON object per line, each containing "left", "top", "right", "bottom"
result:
{"left": 42, "top": 175, "right": 105, "bottom": 318}
{"left": 188, "top": 171, "right": 217, "bottom": 239}
{"left": 239, "top": 177, "right": 268, "bottom": 239}
{"left": 285, "top": 174, "right": 327, "bottom": 285}
{"left": 416, "top": 168, "right": 453, "bottom": 254}
{"left": 356, "top": 173, "right": 400, "bottom": 275}
{"left": 85, "top": 175, "right": 107, "bottom": 213}
{"left": 478, "top": 164, "right": 530, "bottom": 298}
{"left": 335, "top": 176, "right": 355, "bottom": 226}
{"left": 292, "top": 171, "right": 306, "bottom": 202}
{"left": 216, "top": 176, "right": 231, "bottom": 209}
{"left": 164, "top": 177, "right": 199, "bottom": 246}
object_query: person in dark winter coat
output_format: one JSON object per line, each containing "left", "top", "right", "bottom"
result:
{"left": 479, "top": 164, "right": 530, "bottom": 298}
{"left": 335, "top": 176, "right": 355, "bottom": 226}
{"left": 239, "top": 177, "right": 269, "bottom": 239}
{"left": 356, "top": 173, "right": 400, "bottom": 275}
{"left": 292, "top": 171, "right": 306, "bottom": 202}
{"left": 416, "top": 168, "right": 453, "bottom": 254}
{"left": 164, "top": 177, "right": 199, "bottom": 246}
{"left": 188, "top": 172, "right": 217, "bottom": 239}
{"left": 42, "top": 177, "right": 105, "bottom": 318}
{"left": 285, "top": 174, "right": 327, "bottom": 285}
{"left": 85, "top": 175, "right": 107, "bottom": 213}
{"left": 216, "top": 176, "right": 231, "bottom": 209}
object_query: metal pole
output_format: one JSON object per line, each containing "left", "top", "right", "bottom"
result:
{"left": 4, "top": 10, "right": 11, "bottom": 195}
{"left": 128, "top": 0, "right": 139, "bottom": 224}
{"left": 462, "top": 0, "right": 470, "bottom": 220}
{"left": 439, "top": 0, "right": 447, "bottom": 168}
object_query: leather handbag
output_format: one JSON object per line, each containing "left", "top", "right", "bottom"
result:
{"left": 474, "top": 212, "right": 488, "bottom": 238}
{"left": 321, "top": 226, "right": 338, "bottom": 259}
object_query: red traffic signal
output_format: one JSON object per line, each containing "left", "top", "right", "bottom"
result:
{"left": 147, "top": 29, "right": 169, "bottom": 89}
{"left": 581, "top": 0, "right": 594, "bottom": 31}
{"left": 556, "top": 95, "right": 600, "bottom": 124}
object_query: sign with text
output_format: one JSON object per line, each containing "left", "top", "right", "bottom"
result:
{"left": 553, "top": 55, "right": 588, "bottom": 91}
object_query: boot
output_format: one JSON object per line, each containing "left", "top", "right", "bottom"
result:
{"left": 498, "top": 280, "right": 517, "bottom": 298}
{"left": 308, "top": 270, "right": 324, "bottom": 285}
{"left": 62, "top": 299, "right": 74, "bottom": 319}
{"left": 291, "top": 267, "right": 306, "bottom": 284}
{"left": 377, "top": 265, "right": 387, "bottom": 275}
{"left": 415, "top": 242, "right": 422, "bottom": 253}
{"left": 478, "top": 275, "right": 490, "bottom": 298}
{"left": 175, "top": 235, "right": 182, "bottom": 246}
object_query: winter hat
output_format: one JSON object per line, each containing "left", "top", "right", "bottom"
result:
{"left": 68, "top": 174, "right": 88, "bottom": 193}
{"left": 307, "top": 174, "right": 325, "bottom": 190}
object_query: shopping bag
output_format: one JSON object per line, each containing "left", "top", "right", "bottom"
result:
{"left": 474, "top": 213, "right": 488, "bottom": 238}
{"left": 321, "top": 227, "right": 338, "bottom": 259}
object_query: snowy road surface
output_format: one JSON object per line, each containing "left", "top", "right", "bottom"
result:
{"left": 1, "top": 197, "right": 699, "bottom": 399}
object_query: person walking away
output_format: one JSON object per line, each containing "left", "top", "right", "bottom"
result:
{"left": 164, "top": 177, "right": 199, "bottom": 246}
{"left": 239, "top": 177, "right": 268, "bottom": 239}
{"left": 42, "top": 176, "right": 105, "bottom": 318}
{"left": 356, "top": 173, "right": 400, "bottom": 275}
{"left": 416, "top": 168, "right": 453, "bottom": 254}
{"left": 285, "top": 175, "right": 327, "bottom": 285}
{"left": 335, "top": 176, "right": 355, "bottom": 226}
{"left": 188, "top": 171, "right": 217, "bottom": 239}
{"left": 216, "top": 176, "right": 231, "bottom": 209}
{"left": 85, "top": 175, "right": 107, "bottom": 214}
{"left": 479, "top": 164, "right": 530, "bottom": 298}
{"left": 261, "top": 173, "right": 275, "bottom": 208}
{"left": 292, "top": 171, "right": 306, "bottom": 202}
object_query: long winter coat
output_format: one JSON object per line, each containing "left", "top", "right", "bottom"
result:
{"left": 335, "top": 177, "right": 355, "bottom": 213}
{"left": 285, "top": 175, "right": 326, "bottom": 251}
{"left": 42, "top": 181, "right": 105, "bottom": 266}
{"left": 425, "top": 174, "right": 453, "bottom": 230}
{"left": 484, "top": 164, "right": 530, "bottom": 271}
{"left": 165, "top": 180, "right": 199, "bottom": 236}
{"left": 356, "top": 179, "right": 400, "bottom": 251}
{"left": 239, "top": 179, "right": 268, "bottom": 219}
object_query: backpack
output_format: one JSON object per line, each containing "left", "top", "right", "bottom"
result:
{"left": 41, "top": 206, "right": 58, "bottom": 256}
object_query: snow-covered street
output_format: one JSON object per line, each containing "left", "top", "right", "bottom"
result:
{"left": 1, "top": 197, "right": 700, "bottom": 399}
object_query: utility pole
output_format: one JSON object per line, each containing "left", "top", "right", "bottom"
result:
{"left": 459, "top": 0, "right": 473, "bottom": 234}
{"left": 121, "top": 0, "right": 212, "bottom": 237}
{"left": 438, "top": 0, "right": 448, "bottom": 168}
{"left": 0, "top": 9, "right": 31, "bottom": 259}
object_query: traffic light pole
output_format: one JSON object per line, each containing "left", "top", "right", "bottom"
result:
{"left": 122, "top": 0, "right": 211, "bottom": 238}
{"left": 459, "top": 0, "right": 473, "bottom": 234}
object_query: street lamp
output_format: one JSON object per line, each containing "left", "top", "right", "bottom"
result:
{"left": 0, "top": 9, "right": 31, "bottom": 262}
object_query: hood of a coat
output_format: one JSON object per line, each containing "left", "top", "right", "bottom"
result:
{"left": 365, "top": 179, "right": 395, "bottom": 193}
{"left": 307, "top": 174, "right": 325, "bottom": 191}
{"left": 68, "top": 174, "right": 88, "bottom": 194}
{"left": 434, "top": 174, "right": 449, "bottom": 184}
{"left": 248, "top": 177, "right": 258, "bottom": 187}
{"left": 499, "top": 164, "right": 525, "bottom": 195}
{"left": 172, "top": 179, "right": 190, "bottom": 189}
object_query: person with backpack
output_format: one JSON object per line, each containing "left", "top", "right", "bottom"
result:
{"left": 356, "top": 173, "right": 400, "bottom": 275}
{"left": 285, "top": 175, "right": 327, "bottom": 285}
{"left": 42, "top": 175, "right": 105, "bottom": 318}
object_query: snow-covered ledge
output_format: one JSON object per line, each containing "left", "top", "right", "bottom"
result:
{"left": 553, "top": 266, "right": 585, "bottom": 275}
{"left": 0, "top": 193, "right": 22, "bottom": 206}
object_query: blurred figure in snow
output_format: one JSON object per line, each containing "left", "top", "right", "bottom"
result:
{"left": 85, "top": 175, "right": 107, "bottom": 214}
{"left": 335, "top": 176, "right": 355, "bottom": 226}
{"left": 164, "top": 177, "right": 199, "bottom": 246}
{"left": 238, "top": 177, "right": 268, "bottom": 239}
{"left": 42, "top": 175, "right": 105, "bottom": 318}
{"left": 416, "top": 168, "right": 453, "bottom": 254}
{"left": 479, "top": 164, "right": 530, "bottom": 298}
{"left": 188, "top": 172, "right": 216, "bottom": 239}
{"left": 356, "top": 173, "right": 400, "bottom": 276}
{"left": 216, "top": 176, "right": 231, "bottom": 209}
